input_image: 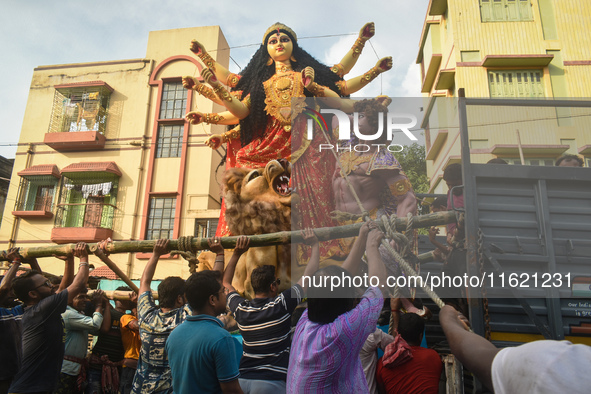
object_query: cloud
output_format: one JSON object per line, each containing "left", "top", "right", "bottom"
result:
{"left": 401, "top": 62, "right": 422, "bottom": 97}
{"left": 0, "top": 0, "right": 429, "bottom": 158}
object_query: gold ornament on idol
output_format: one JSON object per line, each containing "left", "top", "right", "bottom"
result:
{"left": 361, "top": 66, "right": 380, "bottom": 85}
{"left": 331, "top": 63, "right": 345, "bottom": 77}
{"left": 221, "top": 127, "right": 241, "bottom": 143}
{"left": 203, "top": 113, "right": 226, "bottom": 125}
{"left": 351, "top": 37, "right": 366, "bottom": 58}
{"left": 195, "top": 84, "right": 217, "bottom": 101}
{"left": 339, "top": 151, "right": 372, "bottom": 175}
{"left": 305, "top": 82, "right": 326, "bottom": 97}
{"left": 198, "top": 52, "right": 216, "bottom": 71}
{"left": 226, "top": 73, "right": 240, "bottom": 88}
{"left": 276, "top": 63, "right": 293, "bottom": 74}
{"left": 263, "top": 72, "right": 305, "bottom": 132}
{"left": 262, "top": 23, "right": 298, "bottom": 44}
{"left": 213, "top": 85, "right": 233, "bottom": 102}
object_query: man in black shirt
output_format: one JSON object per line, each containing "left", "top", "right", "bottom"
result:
{"left": 86, "top": 289, "right": 126, "bottom": 394}
{"left": 8, "top": 243, "right": 91, "bottom": 394}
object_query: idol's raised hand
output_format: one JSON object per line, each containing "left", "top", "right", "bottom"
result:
{"left": 186, "top": 111, "right": 205, "bottom": 125}
{"left": 359, "top": 22, "right": 375, "bottom": 40}
{"left": 376, "top": 57, "right": 393, "bottom": 73}
{"left": 189, "top": 39, "right": 206, "bottom": 55}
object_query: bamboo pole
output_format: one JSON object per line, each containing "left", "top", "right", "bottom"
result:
{"left": 418, "top": 250, "right": 436, "bottom": 264}
{"left": 94, "top": 252, "right": 139, "bottom": 293}
{"left": 88, "top": 289, "right": 156, "bottom": 300}
{"left": 0, "top": 249, "right": 434, "bottom": 266}
{"left": 516, "top": 129, "right": 526, "bottom": 165}
{"left": 0, "top": 211, "right": 457, "bottom": 260}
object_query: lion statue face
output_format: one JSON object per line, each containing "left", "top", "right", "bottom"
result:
{"left": 224, "top": 159, "right": 292, "bottom": 236}
{"left": 222, "top": 159, "right": 293, "bottom": 298}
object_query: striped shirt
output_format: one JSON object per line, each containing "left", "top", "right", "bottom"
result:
{"left": 227, "top": 284, "right": 303, "bottom": 381}
{"left": 286, "top": 286, "right": 383, "bottom": 393}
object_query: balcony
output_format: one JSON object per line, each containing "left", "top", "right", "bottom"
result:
{"left": 44, "top": 130, "right": 107, "bottom": 151}
{"left": 51, "top": 161, "right": 120, "bottom": 244}
{"left": 44, "top": 81, "right": 113, "bottom": 152}
{"left": 417, "top": 22, "right": 442, "bottom": 93}
{"left": 51, "top": 227, "right": 114, "bottom": 244}
{"left": 51, "top": 204, "right": 115, "bottom": 243}
{"left": 12, "top": 164, "right": 60, "bottom": 219}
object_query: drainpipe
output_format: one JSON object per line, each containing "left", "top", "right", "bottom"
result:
{"left": 8, "top": 143, "right": 34, "bottom": 249}
{"left": 126, "top": 59, "right": 154, "bottom": 278}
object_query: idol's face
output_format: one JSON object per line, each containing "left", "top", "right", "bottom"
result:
{"left": 267, "top": 32, "right": 293, "bottom": 62}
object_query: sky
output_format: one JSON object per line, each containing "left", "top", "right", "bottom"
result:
{"left": 0, "top": 0, "right": 429, "bottom": 159}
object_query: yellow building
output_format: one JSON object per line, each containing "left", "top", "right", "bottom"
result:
{"left": 417, "top": 0, "right": 591, "bottom": 193}
{"left": 0, "top": 26, "right": 230, "bottom": 279}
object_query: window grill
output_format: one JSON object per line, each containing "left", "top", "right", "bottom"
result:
{"left": 54, "top": 172, "right": 119, "bottom": 229}
{"left": 14, "top": 176, "right": 59, "bottom": 212}
{"left": 160, "top": 82, "right": 187, "bottom": 119}
{"left": 147, "top": 197, "right": 176, "bottom": 240}
{"left": 194, "top": 218, "right": 219, "bottom": 238}
{"left": 501, "top": 157, "right": 555, "bottom": 166}
{"left": 480, "top": 0, "right": 533, "bottom": 22}
{"left": 48, "top": 87, "right": 110, "bottom": 134}
{"left": 156, "top": 124, "right": 183, "bottom": 158}
{"left": 489, "top": 70, "right": 544, "bottom": 98}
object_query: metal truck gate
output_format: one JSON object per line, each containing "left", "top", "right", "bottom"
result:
{"left": 458, "top": 94, "right": 591, "bottom": 343}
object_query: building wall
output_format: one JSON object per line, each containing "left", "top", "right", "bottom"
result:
{"left": 0, "top": 26, "right": 227, "bottom": 279}
{"left": 418, "top": 0, "right": 591, "bottom": 191}
{"left": 0, "top": 156, "right": 14, "bottom": 226}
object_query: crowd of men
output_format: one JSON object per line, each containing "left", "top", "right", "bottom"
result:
{"left": 0, "top": 153, "right": 590, "bottom": 394}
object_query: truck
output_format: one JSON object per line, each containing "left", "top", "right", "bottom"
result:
{"left": 418, "top": 93, "right": 591, "bottom": 393}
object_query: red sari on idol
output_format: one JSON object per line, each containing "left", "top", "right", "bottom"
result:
{"left": 215, "top": 71, "right": 340, "bottom": 261}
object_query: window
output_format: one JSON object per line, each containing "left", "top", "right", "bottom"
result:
{"left": 55, "top": 174, "right": 118, "bottom": 229}
{"left": 13, "top": 165, "right": 61, "bottom": 218}
{"left": 160, "top": 82, "right": 187, "bottom": 119}
{"left": 147, "top": 197, "right": 176, "bottom": 240}
{"left": 54, "top": 162, "right": 121, "bottom": 229}
{"left": 461, "top": 51, "right": 481, "bottom": 63}
{"left": 15, "top": 179, "right": 57, "bottom": 212}
{"left": 501, "top": 157, "right": 555, "bottom": 166}
{"left": 194, "top": 218, "right": 218, "bottom": 238}
{"left": 488, "top": 70, "right": 544, "bottom": 98}
{"left": 48, "top": 83, "right": 113, "bottom": 134}
{"left": 470, "top": 139, "right": 489, "bottom": 149}
{"left": 156, "top": 124, "right": 183, "bottom": 158}
{"left": 156, "top": 82, "right": 187, "bottom": 158}
{"left": 480, "top": 0, "right": 533, "bottom": 22}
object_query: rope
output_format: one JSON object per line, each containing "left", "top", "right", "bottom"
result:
{"left": 317, "top": 120, "right": 445, "bottom": 308}
{"left": 318, "top": 125, "right": 369, "bottom": 219}
{"left": 406, "top": 212, "right": 414, "bottom": 246}
{"left": 379, "top": 233, "right": 444, "bottom": 308}
{"left": 388, "top": 313, "right": 395, "bottom": 336}
{"left": 170, "top": 236, "right": 200, "bottom": 273}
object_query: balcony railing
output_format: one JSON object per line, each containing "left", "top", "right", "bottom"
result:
{"left": 54, "top": 202, "right": 116, "bottom": 229}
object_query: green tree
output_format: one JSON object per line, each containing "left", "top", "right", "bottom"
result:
{"left": 395, "top": 142, "right": 428, "bottom": 193}
{"left": 395, "top": 142, "right": 430, "bottom": 216}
